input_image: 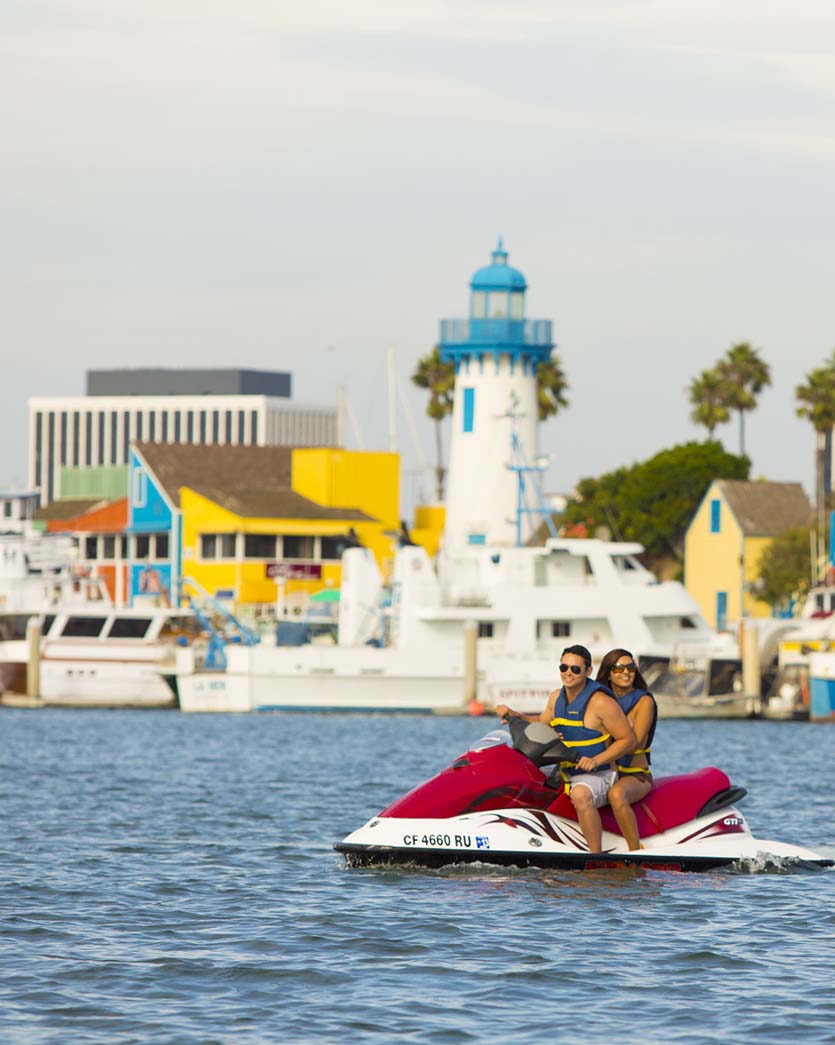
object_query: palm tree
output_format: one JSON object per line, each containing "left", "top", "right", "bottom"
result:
{"left": 411, "top": 347, "right": 455, "bottom": 502}
{"left": 716, "top": 342, "right": 771, "bottom": 456}
{"left": 535, "top": 354, "right": 570, "bottom": 422}
{"left": 796, "top": 350, "right": 835, "bottom": 581}
{"left": 688, "top": 368, "right": 731, "bottom": 440}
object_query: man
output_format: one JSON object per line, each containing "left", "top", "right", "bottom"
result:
{"left": 495, "top": 644, "right": 636, "bottom": 853}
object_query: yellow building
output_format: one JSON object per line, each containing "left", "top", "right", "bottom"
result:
{"left": 134, "top": 442, "right": 400, "bottom": 614}
{"left": 684, "top": 480, "right": 811, "bottom": 629}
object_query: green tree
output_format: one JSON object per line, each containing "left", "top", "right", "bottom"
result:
{"left": 536, "top": 354, "right": 570, "bottom": 422}
{"left": 796, "top": 349, "right": 835, "bottom": 582}
{"left": 411, "top": 346, "right": 455, "bottom": 502}
{"left": 561, "top": 441, "right": 750, "bottom": 566}
{"left": 716, "top": 342, "right": 771, "bottom": 456}
{"left": 688, "top": 368, "right": 731, "bottom": 440}
{"left": 757, "top": 527, "right": 814, "bottom": 612}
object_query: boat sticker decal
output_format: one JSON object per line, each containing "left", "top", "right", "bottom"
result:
{"left": 459, "top": 786, "right": 548, "bottom": 815}
{"left": 480, "top": 813, "right": 545, "bottom": 835}
{"left": 678, "top": 818, "right": 745, "bottom": 845}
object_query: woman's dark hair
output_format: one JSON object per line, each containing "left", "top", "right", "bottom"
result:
{"left": 596, "top": 647, "right": 650, "bottom": 691}
{"left": 561, "top": 644, "right": 592, "bottom": 667}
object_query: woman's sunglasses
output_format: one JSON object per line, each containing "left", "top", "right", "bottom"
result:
{"left": 611, "top": 663, "right": 637, "bottom": 674}
{"left": 558, "top": 663, "right": 584, "bottom": 675}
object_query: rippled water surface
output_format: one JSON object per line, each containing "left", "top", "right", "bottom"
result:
{"left": 1, "top": 710, "right": 833, "bottom": 1044}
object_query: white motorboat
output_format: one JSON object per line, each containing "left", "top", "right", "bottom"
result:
{"left": 0, "top": 531, "right": 201, "bottom": 708}
{"left": 173, "top": 540, "right": 734, "bottom": 714}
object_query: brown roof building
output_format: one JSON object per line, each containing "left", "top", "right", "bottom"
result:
{"left": 135, "top": 443, "right": 371, "bottom": 521}
{"left": 685, "top": 478, "right": 813, "bottom": 629}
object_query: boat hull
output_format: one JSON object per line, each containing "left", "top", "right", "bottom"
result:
{"left": 174, "top": 644, "right": 472, "bottom": 713}
{"left": 336, "top": 812, "right": 834, "bottom": 873}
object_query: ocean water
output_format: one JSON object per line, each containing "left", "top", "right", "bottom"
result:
{"left": 0, "top": 709, "right": 833, "bottom": 1045}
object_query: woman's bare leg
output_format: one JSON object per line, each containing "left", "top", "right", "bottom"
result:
{"left": 608, "top": 776, "right": 651, "bottom": 851}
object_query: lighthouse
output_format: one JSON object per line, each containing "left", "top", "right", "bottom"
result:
{"left": 439, "top": 241, "right": 555, "bottom": 549}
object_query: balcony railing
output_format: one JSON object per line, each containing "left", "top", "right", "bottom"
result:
{"left": 439, "top": 318, "right": 553, "bottom": 348}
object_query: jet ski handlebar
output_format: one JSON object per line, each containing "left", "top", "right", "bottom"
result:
{"left": 507, "top": 717, "right": 579, "bottom": 766}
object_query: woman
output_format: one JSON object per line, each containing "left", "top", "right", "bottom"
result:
{"left": 596, "top": 648, "right": 657, "bottom": 851}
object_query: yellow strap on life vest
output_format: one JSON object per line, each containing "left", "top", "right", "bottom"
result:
{"left": 615, "top": 745, "right": 651, "bottom": 774}
{"left": 547, "top": 724, "right": 613, "bottom": 749}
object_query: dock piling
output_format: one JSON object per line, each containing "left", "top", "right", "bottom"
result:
{"left": 26, "top": 616, "right": 42, "bottom": 699}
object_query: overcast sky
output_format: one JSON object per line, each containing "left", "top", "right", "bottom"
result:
{"left": 4, "top": 1, "right": 835, "bottom": 513}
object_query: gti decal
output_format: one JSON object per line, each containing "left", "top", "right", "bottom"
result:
{"left": 678, "top": 817, "right": 746, "bottom": 845}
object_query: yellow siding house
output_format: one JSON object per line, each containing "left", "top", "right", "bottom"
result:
{"left": 133, "top": 442, "right": 399, "bottom": 615}
{"left": 684, "top": 480, "right": 811, "bottom": 630}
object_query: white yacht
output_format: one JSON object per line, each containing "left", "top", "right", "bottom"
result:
{"left": 173, "top": 539, "right": 730, "bottom": 713}
{"left": 0, "top": 530, "right": 198, "bottom": 708}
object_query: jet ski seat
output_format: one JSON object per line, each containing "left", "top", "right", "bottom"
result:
{"left": 547, "top": 767, "right": 742, "bottom": 838}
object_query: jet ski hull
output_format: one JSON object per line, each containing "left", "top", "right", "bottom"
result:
{"left": 336, "top": 811, "right": 833, "bottom": 872}
{"left": 335, "top": 730, "right": 834, "bottom": 873}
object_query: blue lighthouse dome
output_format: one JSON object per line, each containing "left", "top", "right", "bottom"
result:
{"left": 470, "top": 238, "right": 527, "bottom": 291}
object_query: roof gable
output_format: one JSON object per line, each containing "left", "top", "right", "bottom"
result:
{"left": 716, "top": 480, "right": 812, "bottom": 536}
{"left": 133, "top": 443, "right": 373, "bottom": 522}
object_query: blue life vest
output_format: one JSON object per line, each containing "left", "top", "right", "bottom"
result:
{"left": 549, "top": 679, "right": 613, "bottom": 778}
{"left": 614, "top": 687, "right": 657, "bottom": 773}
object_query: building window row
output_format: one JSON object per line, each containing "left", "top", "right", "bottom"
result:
{"left": 80, "top": 532, "right": 169, "bottom": 562}
{"left": 33, "top": 403, "right": 338, "bottom": 506}
{"left": 33, "top": 407, "right": 267, "bottom": 504}
{"left": 199, "top": 532, "right": 350, "bottom": 562}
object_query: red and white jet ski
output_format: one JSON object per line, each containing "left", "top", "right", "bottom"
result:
{"left": 335, "top": 722, "right": 833, "bottom": 872}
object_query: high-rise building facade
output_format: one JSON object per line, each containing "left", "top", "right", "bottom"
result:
{"left": 29, "top": 369, "right": 339, "bottom": 505}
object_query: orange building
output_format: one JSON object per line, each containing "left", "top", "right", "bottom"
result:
{"left": 44, "top": 498, "right": 130, "bottom": 605}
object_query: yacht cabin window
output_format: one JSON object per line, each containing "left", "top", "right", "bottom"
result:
{"left": 60, "top": 616, "right": 107, "bottom": 638}
{"left": 107, "top": 617, "right": 152, "bottom": 640}
{"left": 0, "top": 615, "right": 30, "bottom": 640}
{"left": 537, "top": 620, "right": 571, "bottom": 639}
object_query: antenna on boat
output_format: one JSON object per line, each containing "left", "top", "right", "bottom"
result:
{"left": 387, "top": 346, "right": 398, "bottom": 454}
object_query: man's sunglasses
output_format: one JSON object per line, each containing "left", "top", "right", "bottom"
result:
{"left": 611, "top": 663, "right": 637, "bottom": 674}
{"left": 558, "top": 663, "right": 584, "bottom": 675}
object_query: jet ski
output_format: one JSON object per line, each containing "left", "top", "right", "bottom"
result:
{"left": 335, "top": 721, "right": 833, "bottom": 872}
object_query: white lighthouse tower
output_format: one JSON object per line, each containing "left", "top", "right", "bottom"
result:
{"left": 439, "top": 241, "right": 555, "bottom": 549}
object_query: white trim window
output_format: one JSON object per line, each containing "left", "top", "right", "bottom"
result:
{"left": 200, "top": 533, "right": 237, "bottom": 560}
{"left": 133, "top": 468, "right": 147, "bottom": 507}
